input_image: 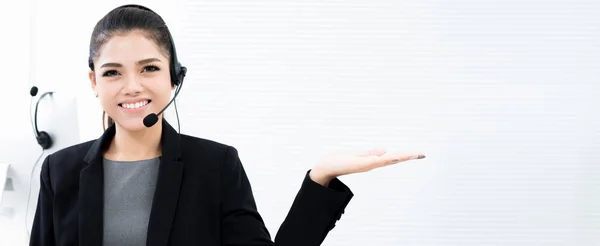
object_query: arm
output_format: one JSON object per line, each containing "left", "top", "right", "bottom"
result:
{"left": 273, "top": 170, "right": 353, "bottom": 245}
{"left": 29, "top": 155, "right": 55, "bottom": 246}
{"left": 220, "top": 146, "right": 353, "bottom": 246}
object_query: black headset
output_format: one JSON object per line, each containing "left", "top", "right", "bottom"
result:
{"left": 88, "top": 4, "right": 188, "bottom": 128}
{"left": 29, "top": 86, "right": 53, "bottom": 149}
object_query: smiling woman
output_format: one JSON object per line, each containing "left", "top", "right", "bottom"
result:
{"left": 28, "top": 4, "right": 425, "bottom": 246}
{"left": 90, "top": 30, "right": 173, "bottom": 134}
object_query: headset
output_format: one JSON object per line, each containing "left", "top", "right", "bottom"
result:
{"left": 29, "top": 86, "right": 53, "bottom": 149}
{"left": 88, "top": 4, "right": 188, "bottom": 128}
{"left": 26, "top": 86, "right": 53, "bottom": 237}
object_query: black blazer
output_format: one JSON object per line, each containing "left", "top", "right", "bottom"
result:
{"left": 30, "top": 119, "right": 354, "bottom": 246}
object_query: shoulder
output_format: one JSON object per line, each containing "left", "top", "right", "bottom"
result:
{"left": 176, "top": 134, "right": 241, "bottom": 167}
{"left": 168, "top": 134, "right": 247, "bottom": 189}
{"left": 42, "top": 140, "right": 96, "bottom": 170}
{"left": 179, "top": 134, "right": 230, "bottom": 151}
{"left": 179, "top": 134, "right": 236, "bottom": 154}
{"left": 39, "top": 140, "right": 96, "bottom": 192}
{"left": 47, "top": 140, "right": 96, "bottom": 163}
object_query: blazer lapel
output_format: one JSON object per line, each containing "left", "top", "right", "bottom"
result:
{"left": 146, "top": 119, "right": 184, "bottom": 246}
{"left": 79, "top": 123, "right": 115, "bottom": 246}
{"left": 77, "top": 119, "right": 184, "bottom": 246}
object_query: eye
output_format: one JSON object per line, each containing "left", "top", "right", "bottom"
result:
{"left": 142, "top": 65, "right": 160, "bottom": 73}
{"left": 102, "top": 70, "right": 119, "bottom": 77}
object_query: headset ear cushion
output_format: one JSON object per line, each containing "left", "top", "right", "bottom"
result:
{"left": 36, "top": 131, "right": 53, "bottom": 149}
{"left": 172, "top": 65, "right": 186, "bottom": 86}
{"left": 171, "top": 63, "right": 180, "bottom": 86}
{"left": 178, "top": 66, "right": 187, "bottom": 83}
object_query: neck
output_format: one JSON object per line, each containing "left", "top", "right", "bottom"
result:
{"left": 104, "top": 119, "right": 163, "bottom": 161}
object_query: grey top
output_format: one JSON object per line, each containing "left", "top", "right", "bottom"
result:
{"left": 102, "top": 157, "right": 161, "bottom": 246}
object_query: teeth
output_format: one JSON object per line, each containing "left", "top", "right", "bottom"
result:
{"left": 122, "top": 100, "right": 148, "bottom": 109}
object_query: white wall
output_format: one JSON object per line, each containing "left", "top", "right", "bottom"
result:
{"left": 1, "top": 0, "right": 598, "bottom": 245}
{"left": 0, "top": 0, "right": 82, "bottom": 244}
{"left": 0, "top": 1, "right": 36, "bottom": 244}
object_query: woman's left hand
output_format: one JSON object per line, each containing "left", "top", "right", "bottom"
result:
{"left": 309, "top": 148, "right": 426, "bottom": 186}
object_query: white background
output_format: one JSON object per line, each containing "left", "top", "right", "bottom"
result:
{"left": 0, "top": 0, "right": 598, "bottom": 245}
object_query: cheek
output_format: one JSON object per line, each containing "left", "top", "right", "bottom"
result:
{"left": 96, "top": 84, "right": 118, "bottom": 100}
{"left": 155, "top": 85, "right": 174, "bottom": 104}
{"left": 149, "top": 77, "right": 173, "bottom": 97}
{"left": 95, "top": 84, "right": 122, "bottom": 113}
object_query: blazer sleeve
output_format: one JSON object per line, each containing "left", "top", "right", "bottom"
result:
{"left": 220, "top": 146, "right": 354, "bottom": 246}
{"left": 29, "top": 154, "right": 56, "bottom": 246}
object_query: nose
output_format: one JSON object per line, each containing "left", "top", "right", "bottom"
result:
{"left": 122, "top": 74, "right": 143, "bottom": 95}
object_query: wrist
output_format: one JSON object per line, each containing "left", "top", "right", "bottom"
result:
{"left": 309, "top": 168, "right": 334, "bottom": 187}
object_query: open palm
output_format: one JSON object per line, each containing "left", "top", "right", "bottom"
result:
{"left": 310, "top": 148, "right": 425, "bottom": 185}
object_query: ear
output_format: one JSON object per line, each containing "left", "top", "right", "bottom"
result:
{"left": 89, "top": 70, "right": 97, "bottom": 91}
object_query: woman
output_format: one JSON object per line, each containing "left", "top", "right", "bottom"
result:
{"left": 29, "top": 4, "right": 425, "bottom": 246}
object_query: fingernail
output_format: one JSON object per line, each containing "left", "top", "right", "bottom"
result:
{"left": 410, "top": 155, "right": 425, "bottom": 160}
{"left": 391, "top": 159, "right": 399, "bottom": 162}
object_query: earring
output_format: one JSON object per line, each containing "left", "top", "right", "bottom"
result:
{"left": 94, "top": 92, "right": 98, "bottom": 98}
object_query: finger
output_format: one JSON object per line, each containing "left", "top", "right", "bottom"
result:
{"left": 388, "top": 153, "right": 426, "bottom": 163}
{"left": 358, "top": 151, "right": 424, "bottom": 165}
{"left": 352, "top": 151, "right": 426, "bottom": 173}
{"left": 373, "top": 153, "right": 425, "bottom": 169}
{"left": 356, "top": 153, "right": 397, "bottom": 169}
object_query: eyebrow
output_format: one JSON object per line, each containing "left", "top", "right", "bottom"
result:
{"left": 99, "top": 58, "right": 162, "bottom": 68}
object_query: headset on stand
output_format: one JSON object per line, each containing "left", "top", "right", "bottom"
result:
{"left": 29, "top": 86, "right": 53, "bottom": 149}
{"left": 26, "top": 86, "right": 53, "bottom": 237}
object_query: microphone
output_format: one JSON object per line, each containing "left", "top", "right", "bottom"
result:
{"left": 30, "top": 86, "right": 38, "bottom": 96}
{"left": 143, "top": 79, "right": 184, "bottom": 128}
{"left": 143, "top": 113, "right": 159, "bottom": 128}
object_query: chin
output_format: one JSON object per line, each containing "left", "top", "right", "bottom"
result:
{"left": 115, "top": 117, "right": 152, "bottom": 132}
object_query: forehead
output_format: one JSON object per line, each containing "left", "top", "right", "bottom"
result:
{"left": 96, "top": 31, "right": 167, "bottom": 64}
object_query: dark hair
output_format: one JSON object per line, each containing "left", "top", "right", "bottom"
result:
{"left": 89, "top": 5, "right": 173, "bottom": 130}
{"left": 89, "top": 6, "right": 173, "bottom": 70}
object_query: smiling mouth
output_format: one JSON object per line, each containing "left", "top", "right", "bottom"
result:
{"left": 119, "top": 100, "right": 151, "bottom": 109}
